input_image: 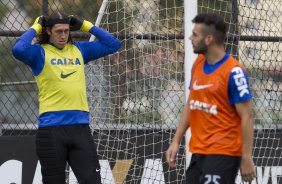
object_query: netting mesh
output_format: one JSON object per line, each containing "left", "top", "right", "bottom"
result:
{"left": 1, "top": 0, "right": 282, "bottom": 183}
{"left": 86, "top": 1, "right": 186, "bottom": 183}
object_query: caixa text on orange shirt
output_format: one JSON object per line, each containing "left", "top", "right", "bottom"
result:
{"left": 189, "top": 99, "right": 217, "bottom": 115}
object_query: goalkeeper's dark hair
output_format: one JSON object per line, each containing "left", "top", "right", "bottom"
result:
{"left": 192, "top": 13, "right": 227, "bottom": 44}
{"left": 38, "top": 12, "right": 73, "bottom": 44}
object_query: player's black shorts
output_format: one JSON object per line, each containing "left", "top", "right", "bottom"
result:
{"left": 36, "top": 124, "right": 101, "bottom": 184}
{"left": 186, "top": 154, "right": 240, "bottom": 184}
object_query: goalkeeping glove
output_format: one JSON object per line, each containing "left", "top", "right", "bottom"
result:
{"left": 30, "top": 16, "right": 46, "bottom": 35}
{"left": 69, "top": 15, "right": 93, "bottom": 32}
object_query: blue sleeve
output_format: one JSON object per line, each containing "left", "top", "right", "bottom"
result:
{"left": 228, "top": 66, "right": 252, "bottom": 105}
{"left": 12, "top": 29, "right": 45, "bottom": 76}
{"left": 74, "top": 26, "right": 121, "bottom": 64}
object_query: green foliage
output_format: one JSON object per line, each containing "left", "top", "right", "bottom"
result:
{"left": 0, "top": 3, "right": 10, "bottom": 23}
{"left": 15, "top": 0, "right": 101, "bottom": 26}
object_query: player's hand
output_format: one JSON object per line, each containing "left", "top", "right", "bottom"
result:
{"left": 30, "top": 16, "right": 46, "bottom": 35}
{"left": 166, "top": 141, "right": 179, "bottom": 168}
{"left": 69, "top": 15, "right": 93, "bottom": 32}
{"left": 240, "top": 155, "right": 255, "bottom": 182}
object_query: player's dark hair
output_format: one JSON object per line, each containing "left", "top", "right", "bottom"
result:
{"left": 192, "top": 13, "right": 227, "bottom": 44}
{"left": 38, "top": 12, "right": 73, "bottom": 44}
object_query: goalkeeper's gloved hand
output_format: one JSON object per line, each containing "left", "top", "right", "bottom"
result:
{"left": 30, "top": 16, "right": 46, "bottom": 35}
{"left": 69, "top": 15, "right": 93, "bottom": 32}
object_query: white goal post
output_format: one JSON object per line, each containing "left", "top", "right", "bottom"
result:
{"left": 184, "top": 0, "right": 197, "bottom": 169}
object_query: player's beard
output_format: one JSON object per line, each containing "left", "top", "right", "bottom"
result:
{"left": 193, "top": 39, "right": 208, "bottom": 54}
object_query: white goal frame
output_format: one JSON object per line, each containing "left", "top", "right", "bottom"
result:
{"left": 184, "top": 0, "right": 197, "bottom": 168}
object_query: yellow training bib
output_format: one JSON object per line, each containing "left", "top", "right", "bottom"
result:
{"left": 35, "top": 43, "right": 89, "bottom": 114}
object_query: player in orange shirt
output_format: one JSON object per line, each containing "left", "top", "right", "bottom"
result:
{"left": 166, "top": 13, "right": 255, "bottom": 183}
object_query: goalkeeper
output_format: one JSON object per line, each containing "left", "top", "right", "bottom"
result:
{"left": 166, "top": 13, "right": 255, "bottom": 183}
{"left": 12, "top": 12, "right": 121, "bottom": 184}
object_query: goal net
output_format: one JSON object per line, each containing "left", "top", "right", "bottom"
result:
{"left": 0, "top": 0, "right": 282, "bottom": 183}
{"left": 87, "top": 0, "right": 186, "bottom": 183}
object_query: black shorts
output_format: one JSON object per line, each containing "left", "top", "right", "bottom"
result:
{"left": 36, "top": 124, "right": 101, "bottom": 184}
{"left": 186, "top": 154, "right": 240, "bottom": 184}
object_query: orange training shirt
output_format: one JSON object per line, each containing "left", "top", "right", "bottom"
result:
{"left": 189, "top": 54, "right": 244, "bottom": 156}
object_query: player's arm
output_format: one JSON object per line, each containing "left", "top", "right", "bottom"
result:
{"left": 229, "top": 66, "right": 255, "bottom": 182}
{"left": 12, "top": 16, "right": 45, "bottom": 74}
{"left": 166, "top": 99, "right": 190, "bottom": 168}
{"left": 69, "top": 16, "right": 121, "bottom": 63}
{"left": 235, "top": 100, "right": 255, "bottom": 182}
